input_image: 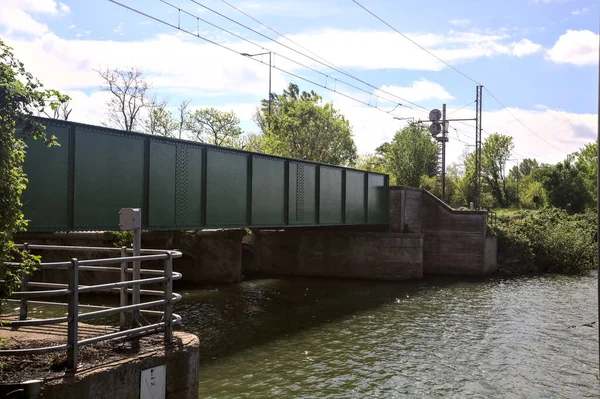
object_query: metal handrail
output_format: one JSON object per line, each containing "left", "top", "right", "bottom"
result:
{"left": 0, "top": 244, "right": 183, "bottom": 371}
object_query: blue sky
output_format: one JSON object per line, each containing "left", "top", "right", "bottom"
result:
{"left": 2, "top": 0, "right": 599, "bottom": 166}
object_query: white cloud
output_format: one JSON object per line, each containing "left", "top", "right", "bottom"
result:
{"left": 1, "top": 0, "right": 70, "bottom": 36}
{"left": 449, "top": 19, "right": 471, "bottom": 27}
{"left": 378, "top": 80, "right": 454, "bottom": 103}
{"left": 534, "top": 104, "right": 549, "bottom": 110}
{"left": 324, "top": 94, "right": 597, "bottom": 166}
{"left": 113, "top": 23, "right": 124, "bottom": 35}
{"left": 571, "top": 7, "right": 590, "bottom": 15}
{"left": 511, "top": 39, "right": 542, "bottom": 57}
{"left": 68, "top": 24, "right": 76, "bottom": 29}
{"left": 546, "top": 30, "right": 599, "bottom": 65}
{"left": 59, "top": 2, "right": 70, "bottom": 13}
{"left": 534, "top": 0, "right": 576, "bottom": 4}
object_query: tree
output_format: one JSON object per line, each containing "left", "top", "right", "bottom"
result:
{"left": 481, "top": 133, "right": 514, "bottom": 207}
{"left": 355, "top": 153, "right": 388, "bottom": 174}
{"left": 97, "top": 67, "right": 150, "bottom": 131}
{"left": 457, "top": 149, "right": 478, "bottom": 207}
{"left": 256, "top": 83, "right": 357, "bottom": 166}
{"left": 142, "top": 97, "right": 177, "bottom": 137}
{"left": 177, "top": 99, "right": 192, "bottom": 140}
{"left": 380, "top": 124, "right": 438, "bottom": 187}
{"left": 0, "top": 39, "right": 69, "bottom": 304}
{"left": 536, "top": 159, "right": 592, "bottom": 213}
{"left": 187, "top": 107, "right": 244, "bottom": 147}
{"left": 575, "top": 141, "right": 597, "bottom": 204}
{"left": 40, "top": 100, "right": 72, "bottom": 120}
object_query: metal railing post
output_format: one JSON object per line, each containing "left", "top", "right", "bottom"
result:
{"left": 163, "top": 252, "right": 173, "bottom": 343}
{"left": 119, "top": 246, "right": 127, "bottom": 330}
{"left": 67, "top": 258, "right": 79, "bottom": 371}
{"left": 19, "top": 243, "right": 29, "bottom": 320}
{"left": 132, "top": 228, "right": 141, "bottom": 326}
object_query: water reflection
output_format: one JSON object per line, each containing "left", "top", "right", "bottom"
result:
{"left": 176, "top": 274, "right": 599, "bottom": 398}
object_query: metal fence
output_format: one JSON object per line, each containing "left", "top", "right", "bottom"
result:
{"left": 0, "top": 244, "right": 182, "bottom": 371}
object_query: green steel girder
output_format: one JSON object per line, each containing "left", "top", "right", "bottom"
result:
{"left": 21, "top": 117, "right": 389, "bottom": 232}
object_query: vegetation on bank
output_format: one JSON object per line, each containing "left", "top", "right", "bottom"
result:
{"left": 493, "top": 208, "right": 597, "bottom": 275}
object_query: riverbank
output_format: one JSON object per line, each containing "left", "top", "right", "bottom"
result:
{"left": 493, "top": 207, "right": 597, "bottom": 275}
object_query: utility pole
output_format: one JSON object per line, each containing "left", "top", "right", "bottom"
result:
{"left": 441, "top": 104, "right": 447, "bottom": 201}
{"left": 241, "top": 51, "right": 272, "bottom": 125}
{"left": 475, "top": 85, "right": 483, "bottom": 209}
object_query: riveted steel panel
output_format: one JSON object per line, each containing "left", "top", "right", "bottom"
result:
{"left": 180, "top": 146, "right": 203, "bottom": 227}
{"left": 148, "top": 141, "right": 176, "bottom": 228}
{"left": 345, "top": 170, "right": 365, "bottom": 223}
{"left": 205, "top": 149, "right": 247, "bottom": 226}
{"left": 319, "top": 166, "right": 342, "bottom": 224}
{"left": 21, "top": 123, "right": 71, "bottom": 231}
{"left": 73, "top": 128, "right": 144, "bottom": 230}
{"left": 288, "top": 163, "right": 298, "bottom": 225}
{"left": 292, "top": 163, "right": 316, "bottom": 225}
{"left": 252, "top": 156, "right": 285, "bottom": 226}
{"left": 368, "top": 174, "right": 387, "bottom": 224}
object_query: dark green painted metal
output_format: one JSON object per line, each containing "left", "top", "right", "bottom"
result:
{"left": 288, "top": 162, "right": 298, "bottom": 225}
{"left": 252, "top": 156, "right": 286, "bottom": 226}
{"left": 148, "top": 141, "right": 176, "bottom": 228}
{"left": 22, "top": 118, "right": 390, "bottom": 231}
{"left": 21, "top": 123, "right": 70, "bottom": 231}
{"left": 73, "top": 127, "right": 145, "bottom": 230}
{"left": 319, "top": 166, "right": 343, "bottom": 224}
{"left": 205, "top": 149, "right": 247, "bottom": 226}
{"left": 368, "top": 174, "right": 388, "bottom": 223}
{"left": 344, "top": 170, "right": 365, "bottom": 223}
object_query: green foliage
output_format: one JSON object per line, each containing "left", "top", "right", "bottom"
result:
{"left": 481, "top": 133, "right": 514, "bottom": 207}
{"left": 574, "top": 141, "right": 597, "bottom": 204}
{"left": 535, "top": 159, "right": 592, "bottom": 213}
{"left": 0, "top": 39, "right": 68, "bottom": 304}
{"left": 256, "top": 83, "right": 357, "bottom": 166}
{"left": 380, "top": 125, "right": 438, "bottom": 187}
{"left": 496, "top": 208, "right": 597, "bottom": 274}
{"left": 355, "top": 152, "right": 388, "bottom": 174}
{"left": 187, "top": 107, "right": 244, "bottom": 148}
{"left": 519, "top": 176, "right": 547, "bottom": 209}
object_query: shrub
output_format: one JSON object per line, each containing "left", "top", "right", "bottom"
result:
{"left": 496, "top": 208, "right": 597, "bottom": 274}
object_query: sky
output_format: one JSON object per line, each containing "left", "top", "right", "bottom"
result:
{"left": 2, "top": 0, "right": 599, "bottom": 169}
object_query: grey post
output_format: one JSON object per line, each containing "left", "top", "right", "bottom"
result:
{"left": 19, "top": 243, "right": 29, "bottom": 320}
{"left": 119, "top": 246, "right": 128, "bottom": 330}
{"left": 132, "top": 226, "right": 141, "bottom": 325}
{"left": 67, "top": 258, "right": 79, "bottom": 371}
{"left": 163, "top": 251, "right": 173, "bottom": 343}
{"left": 441, "top": 104, "right": 447, "bottom": 202}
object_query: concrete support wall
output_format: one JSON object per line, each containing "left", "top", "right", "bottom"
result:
{"left": 43, "top": 332, "right": 199, "bottom": 399}
{"left": 18, "top": 229, "right": 246, "bottom": 284}
{"left": 389, "top": 186, "right": 497, "bottom": 276}
{"left": 251, "top": 230, "right": 424, "bottom": 281}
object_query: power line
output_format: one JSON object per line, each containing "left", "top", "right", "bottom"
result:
{"left": 448, "top": 101, "right": 476, "bottom": 116}
{"left": 351, "top": 0, "right": 570, "bottom": 155}
{"left": 108, "top": 1, "right": 414, "bottom": 119}
{"left": 187, "top": 0, "right": 429, "bottom": 111}
{"left": 159, "top": 0, "right": 427, "bottom": 114}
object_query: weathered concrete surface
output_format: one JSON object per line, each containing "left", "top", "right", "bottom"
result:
{"left": 17, "top": 229, "right": 246, "bottom": 284}
{"left": 251, "top": 230, "right": 424, "bottom": 281}
{"left": 389, "top": 186, "right": 497, "bottom": 276}
{"left": 42, "top": 332, "right": 199, "bottom": 399}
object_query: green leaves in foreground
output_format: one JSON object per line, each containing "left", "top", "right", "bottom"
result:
{"left": 495, "top": 208, "right": 597, "bottom": 274}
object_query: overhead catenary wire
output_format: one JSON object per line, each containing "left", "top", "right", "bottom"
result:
{"left": 350, "top": 0, "right": 570, "bottom": 155}
{"left": 187, "top": 0, "right": 430, "bottom": 112}
{"left": 108, "top": 0, "right": 417, "bottom": 119}
{"left": 158, "top": 0, "right": 428, "bottom": 113}
{"left": 185, "top": 0, "right": 429, "bottom": 112}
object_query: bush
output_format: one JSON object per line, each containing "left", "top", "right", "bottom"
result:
{"left": 496, "top": 208, "right": 597, "bottom": 274}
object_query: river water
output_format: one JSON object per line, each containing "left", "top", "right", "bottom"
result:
{"left": 176, "top": 273, "right": 599, "bottom": 398}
